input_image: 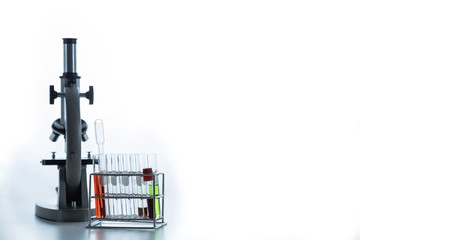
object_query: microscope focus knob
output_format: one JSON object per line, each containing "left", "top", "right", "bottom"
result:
{"left": 50, "top": 85, "right": 58, "bottom": 104}
{"left": 86, "top": 86, "right": 94, "bottom": 105}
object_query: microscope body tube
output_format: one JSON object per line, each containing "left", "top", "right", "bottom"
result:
{"left": 61, "top": 39, "right": 76, "bottom": 125}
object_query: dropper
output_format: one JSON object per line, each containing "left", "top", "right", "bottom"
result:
{"left": 95, "top": 119, "right": 105, "bottom": 155}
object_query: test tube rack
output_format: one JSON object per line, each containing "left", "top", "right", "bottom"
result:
{"left": 86, "top": 172, "right": 166, "bottom": 229}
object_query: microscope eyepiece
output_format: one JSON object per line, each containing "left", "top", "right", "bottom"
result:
{"left": 63, "top": 38, "right": 77, "bottom": 44}
{"left": 63, "top": 38, "right": 77, "bottom": 73}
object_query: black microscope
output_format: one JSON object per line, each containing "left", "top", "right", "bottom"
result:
{"left": 35, "top": 38, "right": 95, "bottom": 221}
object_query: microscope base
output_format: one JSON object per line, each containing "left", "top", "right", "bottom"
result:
{"left": 35, "top": 202, "right": 94, "bottom": 222}
{"left": 36, "top": 159, "right": 94, "bottom": 222}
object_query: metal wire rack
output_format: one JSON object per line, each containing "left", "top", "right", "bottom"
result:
{"left": 86, "top": 172, "right": 166, "bottom": 229}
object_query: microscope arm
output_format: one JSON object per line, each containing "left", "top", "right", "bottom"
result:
{"left": 64, "top": 85, "right": 82, "bottom": 197}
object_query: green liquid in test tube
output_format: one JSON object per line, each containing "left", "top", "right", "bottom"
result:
{"left": 151, "top": 180, "right": 160, "bottom": 218}
{"left": 143, "top": 168, "right": 160, "bottom": 219}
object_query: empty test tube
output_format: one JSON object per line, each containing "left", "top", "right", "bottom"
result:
{"left": 107, "top": 154, "right": 122, "bottom": 218}
{"left": 130, "top": 154, "right": 141, "bottom": 218}
{"left": 136, "top": 153, "right": 147, "bottom": 217}
{"left": 119, "top": 154, "right": 136, "bottom": 218}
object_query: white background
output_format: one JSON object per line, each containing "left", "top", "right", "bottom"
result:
{"left": 4, "top": 0, "right": 451, "bottom": 239}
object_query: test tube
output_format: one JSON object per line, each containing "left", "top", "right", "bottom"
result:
{"left": 135, "top": 153, "right": 147, "bottom": 218}
{"left": 116, "top": 154, "right": 128, "bottom": 218}
{"left": 143, "top": 153, "right": 160, "bottom": 219}
{"left": 93, "top": 154, "right": 107, "bottom": 218}
{"left": 130, "top": 154, "right": 140, "bottom": 218}
{"left": 107, "top": 154, "right": 122, "bottom": 218}
{"left": 119, "top": 154, "right": 135, "bottom": 218}
{"left": 105, "top": 154, "right": 115, "bottom": 218}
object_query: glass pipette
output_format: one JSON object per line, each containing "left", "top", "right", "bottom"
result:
{"left": 95, "top": 119, "right": 105, "bottom": 155}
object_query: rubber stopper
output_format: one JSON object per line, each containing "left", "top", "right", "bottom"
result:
{"left": 143, "top": 168, "right": 153, "bottom": 181}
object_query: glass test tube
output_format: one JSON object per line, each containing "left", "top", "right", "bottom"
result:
{"left": 129, "top": 154, "right": 140, "bottom": 218}
{"left": 143, "top": 153, "right": 160, "bottom": 219}
{"left": 108, "top": 154, "right": 123, "bottom": 218}
{"left": 93, "top": 154, "right": 107, "bottom": 218}
{"left": 105, "top": 154, "right": 114, "bottom": 218}
{"left": 117, "top": 154, "right": 129, "bottom": 218}
{"left": 115, "top": 154, "right": 127, "bottom": 218}
{"left": 135, "top": 153, "right": 147, "bottom": 218}
{"left": 120, "top": 154, "right": 135, "bottom": 218}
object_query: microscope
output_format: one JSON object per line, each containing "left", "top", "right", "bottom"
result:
{"left": 35, "top": 38, "right": 94, "bottom": 221}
